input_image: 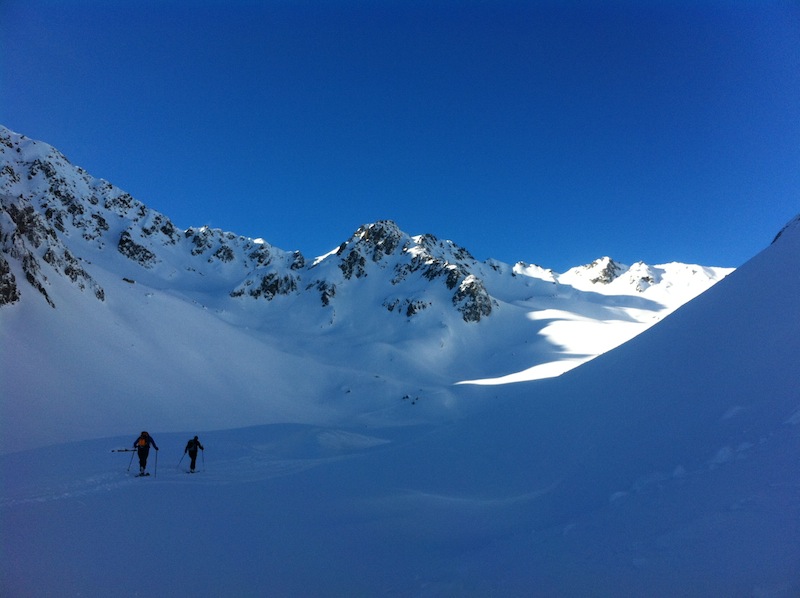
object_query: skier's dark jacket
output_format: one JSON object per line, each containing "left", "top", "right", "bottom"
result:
{"left": 185, "top": 437, "right": 204, "bottom": 454}
{"left": 134, "top": 433, "right": 158, "bottom": 451}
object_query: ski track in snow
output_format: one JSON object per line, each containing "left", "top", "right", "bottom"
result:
{"left": 1, "top": 427, "right": 398, "bottom": 507}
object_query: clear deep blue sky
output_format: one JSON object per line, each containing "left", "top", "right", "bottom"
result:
{"left": 2, "top": 1, "right": 798, "bottom": 271}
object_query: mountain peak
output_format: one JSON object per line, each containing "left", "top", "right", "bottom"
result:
{"left": 1, "top": 125, "right": 735, "bottom": 330}
{"left": 0, "top": 125, "right": 742, "bottom": 455}
{"left": 582, "top": 256, "right": 624, "bottom": 284}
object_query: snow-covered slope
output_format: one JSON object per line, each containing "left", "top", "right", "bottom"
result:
{"left": 0, "top": 126, "right": 731, "bottom": 453}
{"left": 1, "top": 125, "right": 797, "bottom": 595}
{"left": 1, "top": 215, "right": 797, "bottom": 596}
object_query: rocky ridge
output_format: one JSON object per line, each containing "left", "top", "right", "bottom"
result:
{"left": 0, "top": 126, "right": 730, "bottom": 325}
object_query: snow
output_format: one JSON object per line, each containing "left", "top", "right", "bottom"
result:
{"left": 2, "top": 126, "right": 799, "bottom": 595}
{"left": 2, "top": 233, "right": 798, "bottom": 598}
{"left": 457, "top": 357, "right": 589, "bottom": 385}
{"left": 0, "top": 125, "right": 734, "bottom": 452}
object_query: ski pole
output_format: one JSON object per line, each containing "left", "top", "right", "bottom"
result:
{"left": 154, "top": 449, "right": 158, "bottom": 478}
{"left": 127, "top": 450, "right": 136, "bottom": 473}
{"left": 177, "top": 452, "right": 185, "bottom": 470}
{"left": 202, "top": 449, "right": 205, "bottom": 472}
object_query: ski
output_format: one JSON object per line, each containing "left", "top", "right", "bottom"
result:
{"left": 136, "top": 473, "right": 150, "bottom": 477}
{"left": 111, "top": 448, "right": 136, "bottom": 452}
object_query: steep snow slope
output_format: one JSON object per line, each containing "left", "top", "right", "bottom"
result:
{"left": 1, "top": 216, "right": 797, "bottom": 596}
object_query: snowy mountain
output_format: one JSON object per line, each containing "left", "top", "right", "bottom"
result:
{"left": 0, "top": 125, "right": 731, "bottom": 453}
{"left": 1, "top": 127, "right": 798, "bottom": 596}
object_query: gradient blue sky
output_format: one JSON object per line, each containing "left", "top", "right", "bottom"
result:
{"left": 2, "top": 1, "right": 798, "bottom": 271}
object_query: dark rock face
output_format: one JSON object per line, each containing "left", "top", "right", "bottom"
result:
{"left": 233, "top": 272, "right": 299, "bottom": 300}
{"left": 452, "top": 276, "right": 494, "bottom": 322}
{"left": 2, "top": 129, "right": 110, "bottom": 307}
{"left": 310, "top": 280, "right": 336, "bottom": 306}
{"left": 0, "top": 253, "right": 20, "bottom": 306}
{"left": 339, "top": 247, "right": 368, "bottom": 280}
{"left": 1, "top": 190, "right": 103, "bottom": 308}
{"left": 587, "top": 257, "right": 624, "bottom": 284}
{"left": 118, "top": 231, "right": 157, "bottom": 268}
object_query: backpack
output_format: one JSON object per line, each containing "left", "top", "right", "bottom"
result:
{"left": 137, "top": 436, "right": 147, "bottom": 448}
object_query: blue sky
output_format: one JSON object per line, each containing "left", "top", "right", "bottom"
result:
{"left": 2, "top": 1, "right": 798, "bottom": 271}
